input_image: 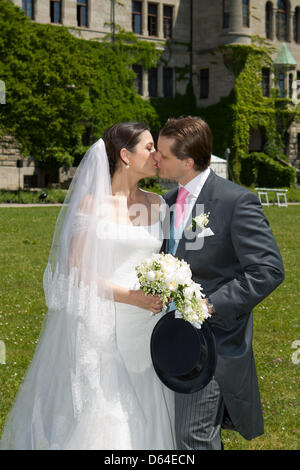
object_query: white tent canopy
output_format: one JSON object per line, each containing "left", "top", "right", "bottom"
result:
{"left": 159, "top": 154, "right": 229, "bottom": 189}
{"left": 210, "top": 154, "right": 228, "bottom": 179}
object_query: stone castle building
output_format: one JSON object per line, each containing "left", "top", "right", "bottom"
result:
{"left": 13, "top": 1, "right": 300, "bottom": 105}
{"left": 2, "top": 0, "right": 300, "bottom": 189}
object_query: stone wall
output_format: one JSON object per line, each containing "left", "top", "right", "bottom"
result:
{"left": 0, "top": 135, "right": 44, "bottom": 190}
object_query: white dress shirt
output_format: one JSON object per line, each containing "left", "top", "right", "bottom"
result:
{"left": 166, "top": 167, "right": 211, "bottom": 312}
{"left": 175, "top": 167, "right": 211, "bottom": 237}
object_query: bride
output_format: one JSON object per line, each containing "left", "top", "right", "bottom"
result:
{"left": 0, "top": 122, "right": 176, "bottom": 450}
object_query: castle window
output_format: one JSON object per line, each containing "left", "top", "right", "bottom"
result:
{"left": 163, "top": 67, "right": 173, "bottom": 97}
{"left": 222, "top": 0, "right": 230, "bottom": 28}
{"left": 148, "top": 68, "right": 158, "bottom": 97}
{"left": 132, "top": 65, "right": 143, "bottom": 95}
{"left": 243, "top": 0, "right": 250, "bottom": 27}
{"left": 163, "top": 5, "right": 173, "bottom": 39}
{"left": 148, "top": 3, "right": 158, "bottom": 37}
{"left": 22, "top": 0, "right": 34, "bottom": 19}
{"left": 262, "top": 68, "right": 270, "bottom": 97}
{"left": 289, "top": 73, "right": 293, "bottom": 99}
{"left": 297, "top": 133, "right": 300, "bottom": 159}
{"left": 249, "top": 128, "right": 264, "bottom": 152}
{"left": 294, "top": 7, "right": 300, "bottom": 43}
{"left": 265, "top": 2, "right": 273, "bottom": 39}
{"left": 132, "top": 1, "right": 142, "bottom": 35}
{"left": 297, "top": 70, "right": 300, "bottom": 102}
{"left": 279, "top": 72, "right": 285, "bottom": 97}
{"left": 276, "top": 0, "right": 287, "bottom": 41}
{"left": 77, "top": 0, "right": 88, "bottom": 27}
{"left": 284, "top": 131, "right": 289, "bottom": 155}
{"left": 50, "top": 0, "right": 62, "bottom": 24}
{"left": 200, "top": 68, "right": 209, "bottom": 100}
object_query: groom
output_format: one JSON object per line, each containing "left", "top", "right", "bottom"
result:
{"left": 155, "top": 116, "right": 285, "bottom": 450}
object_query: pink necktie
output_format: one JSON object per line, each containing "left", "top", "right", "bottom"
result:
{"left": 174, "top": 187, "right": 189, "bottom": 229}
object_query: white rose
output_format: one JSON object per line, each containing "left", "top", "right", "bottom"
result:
{"left": 194, "top": 215, "right": 203, "bottom": 224}
{"left": 183, "top": 286, "right": 194, "bottom": 299}
{"left": 174, "top": 272, "right": 188, "bottom": 285}
{"left": 146, "top": 271, "right": 156, "bottom": 281}
{"left": 169, "top": 280, "right": 178, "bottom": 291}
{"left": 162, "top": 263, "right": 176, "bottom": 275}
{"left": 164, "top": 273, "right": 177, "bottom": 291}
{"left": 180, "top": 264, "right": 192, "bottom": 279}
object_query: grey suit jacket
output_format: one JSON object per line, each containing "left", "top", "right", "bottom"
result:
{"left": 161, "top": 170, "right": 285, "bottom": 440}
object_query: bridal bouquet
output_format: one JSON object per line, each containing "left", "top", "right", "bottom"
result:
{"left": 135, "top": 253, "right": 211, "bottom": 329}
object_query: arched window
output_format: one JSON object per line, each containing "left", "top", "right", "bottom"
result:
{"left": 276, "top": 0, "right": 287, "bottom": 41}
{"left": 266, "top": 2, "right": 273, "bottom": 39}
{"left": 294, "top": 7, "right": 300, "bottom": 43}
{"left": 243, "top": 0, "right": 250, "bottom": 27}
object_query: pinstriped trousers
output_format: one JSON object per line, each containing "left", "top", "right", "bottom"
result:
{"left": 175, "top": 377, "right": 224, "bottom": 450}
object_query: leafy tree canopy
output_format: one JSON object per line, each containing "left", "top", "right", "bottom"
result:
{"left": 0, "top": 1, "right": 160, "bottom": 167}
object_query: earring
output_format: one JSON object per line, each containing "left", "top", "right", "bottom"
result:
{"left": 126, "top": 162, "right": 130, "bottom": 169}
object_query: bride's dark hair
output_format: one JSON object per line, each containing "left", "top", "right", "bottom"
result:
{"left": 103, "top": 122, "right": 150, "bottom": 177}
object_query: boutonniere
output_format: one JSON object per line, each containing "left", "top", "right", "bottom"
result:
{"left": 187, "top": 212, "right": 210, "bottom": 232}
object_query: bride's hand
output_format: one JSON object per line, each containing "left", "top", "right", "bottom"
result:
{"left": 130, "top": 290, "right": 163, "bottom": 314}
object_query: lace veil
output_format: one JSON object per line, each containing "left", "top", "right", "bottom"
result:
{"left": 0, "top": 139, "right": 146, "bottom": 449}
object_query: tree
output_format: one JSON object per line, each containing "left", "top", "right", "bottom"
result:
{"left": 0, "top": 1, "right": 160, "bottom": 167}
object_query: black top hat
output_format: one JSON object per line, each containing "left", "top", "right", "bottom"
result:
{"left": 150, "top": 311, "right": 217, "bottom": 394}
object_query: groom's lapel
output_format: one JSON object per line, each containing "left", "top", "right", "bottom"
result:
{"left": 175, "top": 170, "right": 216, "bottom": 259}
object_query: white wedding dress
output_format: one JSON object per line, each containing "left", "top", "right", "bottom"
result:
{"left": 0, "top": 134, "right": 175, "bottom": 450}
{"left": 0, "top": 218, "right": 175, "bottom": 450}
{"left": 109, "top": 220, "right": 176, "bottom": 450}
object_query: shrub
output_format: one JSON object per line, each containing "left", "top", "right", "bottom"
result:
{"left": 240, "top": 152, "right": 297, "bottom": 188}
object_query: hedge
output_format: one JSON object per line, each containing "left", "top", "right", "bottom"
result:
{"left": 240, "top": 152, "right": 297, "bottom": 188}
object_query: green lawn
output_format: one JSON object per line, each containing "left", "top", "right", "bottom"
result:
{"left": 0, "top": 206, "right": 299, "bottom": 449}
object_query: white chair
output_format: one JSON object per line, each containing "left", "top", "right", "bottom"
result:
{"left": 257, "top": 191, "right": 269, "bottom": 207}
{"left": 276, "top": 191, "right": 288, "bottom": 207}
